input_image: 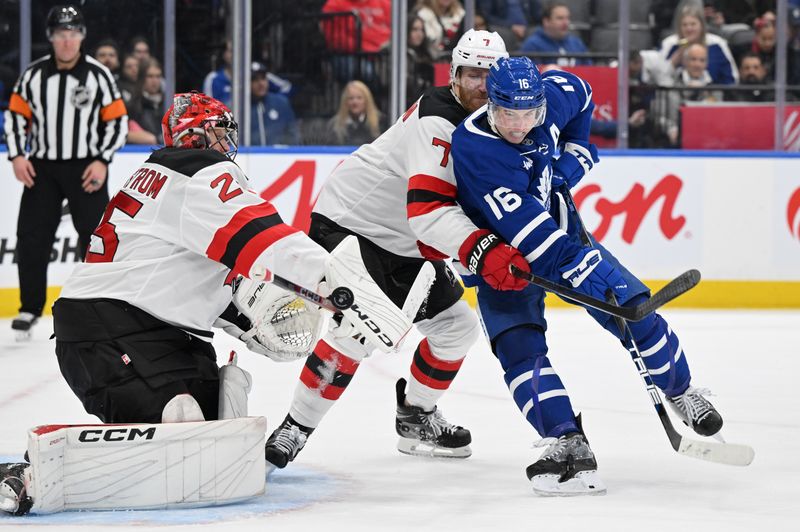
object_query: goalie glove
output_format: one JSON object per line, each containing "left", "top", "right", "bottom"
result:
{"left": 215, "top": 276, "right": 326, "bottom": 362}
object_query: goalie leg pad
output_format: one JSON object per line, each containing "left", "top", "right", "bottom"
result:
{"left": 161, "top": 394, "right": 205, "bottom": 423}
{"left": 218, "top": 353, "right": 253, "bottom": 419}
{"left": 325, "top": 236, "right": 413, "bottom": 352}
{"left": 25, "top": 417, "right": 266, "bottom": 514}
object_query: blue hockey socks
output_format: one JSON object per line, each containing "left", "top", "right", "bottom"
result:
{"left": 495, "top": 326, "right": 578, "bottom": 438}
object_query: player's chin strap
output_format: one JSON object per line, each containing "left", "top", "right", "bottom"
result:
{"left": 562, "top": 186, "right": 753, "bottom": 467}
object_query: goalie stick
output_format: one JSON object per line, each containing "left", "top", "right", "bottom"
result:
{"left": 562, "top": 186, "right": 753, "bottom": 466}
{"left": 269, "top": 274, "right": 353, "bottom": 313}
{"left": 510, "top": 265, "right": 701, "bottom": 322}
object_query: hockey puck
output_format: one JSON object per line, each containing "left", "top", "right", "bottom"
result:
{"left": 329, "top": 287, "right": 354, "bottom": 310}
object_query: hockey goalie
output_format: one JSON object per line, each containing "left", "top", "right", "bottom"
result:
{"left": 0, "top": 92, "right": 416, "bottom": 515}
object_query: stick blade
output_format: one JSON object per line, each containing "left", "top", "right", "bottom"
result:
{"left": 677, "top": 437, "right": 755, "bottom": 466}
{"left": 632, "top": 269, "right": 702, "bottom": 320}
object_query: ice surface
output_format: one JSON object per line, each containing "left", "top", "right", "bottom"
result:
{"left": 0, "top": 308, "right": 797, "bottom": 531}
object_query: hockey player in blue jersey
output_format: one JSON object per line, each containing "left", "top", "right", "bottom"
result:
{"left": 451, "top": 57, "right": 724, "bottom": 496}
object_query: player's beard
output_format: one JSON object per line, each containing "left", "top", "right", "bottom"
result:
{"left": 455, "top": 84, "right": 488, "bottom": 113}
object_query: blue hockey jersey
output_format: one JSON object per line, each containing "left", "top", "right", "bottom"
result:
{"left": 452, "top": 70, "right": 596, "bottom": 284}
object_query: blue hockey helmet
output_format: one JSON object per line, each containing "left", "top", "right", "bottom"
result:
{"left": 487, "top": 57, "right": 546, "bottom": 142}
{"left": 487, "top": 56, "right": 545, "bottom": 110}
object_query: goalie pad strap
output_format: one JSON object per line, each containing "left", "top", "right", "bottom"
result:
{"left": 26, "top": 418, "right": 266, "bottom": 514}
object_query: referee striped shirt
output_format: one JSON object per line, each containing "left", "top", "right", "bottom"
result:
{"left": 4, "top": 53, "right": 128, "bottom": 163}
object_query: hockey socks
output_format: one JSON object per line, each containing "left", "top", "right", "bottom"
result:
{"left": 406, "top": 338, "right": 465, "bottom": 411}
{"left": 496, "top": 327, "right": 578, "bottom": 438}
{"left": 290, "top": 339, "right": 361, "bottom": 428}
{"left": 625, "top": 312, "right": 691, "bottom": 397}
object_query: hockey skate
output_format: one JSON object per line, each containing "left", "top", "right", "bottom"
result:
{"left": 265, "top": 415, "right": 314, "bottom": 472}
{"left": 11, "top": 313, "right": 38, "bottom": 342}
{"left": 395, "top": 378, "right": 472, "bottom": 458}
{"left": 526, "top": 431, "right": 606, "bottom": 497}
{"left": 666, "top": 386, "right": 723, "bottom": 437}
{"left": 0, "top": 463, "right": 32, "bottom": 516}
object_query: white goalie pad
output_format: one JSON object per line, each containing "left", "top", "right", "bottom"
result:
{"left": 325, "top": 235, "right": 414, "bottom": 353}
{"left": 232, "top": 276, "right": 327, "bottom": 361}
{"left": 25, "top": 417, "right": 266, "bottom": 514}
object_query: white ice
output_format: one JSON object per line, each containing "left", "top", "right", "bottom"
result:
{"left": 0, "top": 308, "right": 798, "bottom": 531}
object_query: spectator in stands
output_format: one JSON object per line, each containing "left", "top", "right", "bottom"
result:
{"left": 520, "top": 1, "right": 590, "bottom": 66}
{"left": 476, "top": 0, "right": 541, "bottom": 51}
{"left": 751, "top": 14, "right": 776, "bottom": 77}
{"left": 326, "top": 80, "right": 385, "bottom": 146}
{"left": 322, "top": 0, "right": 391, "bottom": 85}
{"left": 729, "top": 51, "right": 772, "bottom": 101}
{"left": 660, "top": 3, "right": 739, "bottom": 84}
{"left": 202, "top": 40, "right": 233, "bottom": 106}
{"left": 127, "top": 58, "right": 165, "bottom": 143}
{"left": 129, "top": 36, "right": 152, "bottom": 62}
{"left": 118, "top": 54, "right": 139, "bottom": 103}
{"left": 93, "top": 39, "right": 121, "bottom": 79}
{"left": 664, "top": 42, "right": 723, "bottom": 145}
{"left": 251, "top": 62, "right": 300, "bottom": 146}
{"left": 407, "top": 15, "right": 435, "bottom": 104}
{"left": 414, "top": 0, "right": 466, "bottom": 60}
{"left": 322, "top": 0, "right": 391, "bottom": 53}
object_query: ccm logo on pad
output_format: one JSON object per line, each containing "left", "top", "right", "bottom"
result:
{"left": 78, "top": 427, "right": 157, "bottom": 442}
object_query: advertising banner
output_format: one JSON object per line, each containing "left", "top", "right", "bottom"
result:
{"left": 0, "top": 149, "right": 798, "bottom": 312}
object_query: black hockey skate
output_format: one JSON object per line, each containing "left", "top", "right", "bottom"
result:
{"left": 666, "top": 386, "right": 723, "bottom": 437}
{"left": 11, "top": 313, "right": 38, "bottom": 342}
{"left": 265, "top": 415, "right": 314, "bottom": 471}
{"left": 526, "top": 425, "right": 606, "bottom": 497}
{"left": 0, "top": 463, "right": 32, "bottom": 516}
{"left": 395, "top": 378, "right": 472, "bottom": 458}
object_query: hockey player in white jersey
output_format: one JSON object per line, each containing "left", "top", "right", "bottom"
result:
{"left": 0, "top": 92, "right": 413, "bottom": 516}
{"left": 264, "top": 30, "right": 535, "bottom": 470}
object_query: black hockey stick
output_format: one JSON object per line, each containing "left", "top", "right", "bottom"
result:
{"left": 510, "top": 265, "right": 700, "bottom": 322}
{"left": 607, "top": 291, "right": 754, "bottom": 466}
{"left": 270, "top": 275, "right": 353, "bottom": 313}
{"left": 564, "top": 186, "right": 753, "bottom": 465}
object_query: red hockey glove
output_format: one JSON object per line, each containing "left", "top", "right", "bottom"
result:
{"left": 458, "top": 229, "right": 530, "bottom": 291}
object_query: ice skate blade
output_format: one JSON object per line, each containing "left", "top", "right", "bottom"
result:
{"left": 530, "top": 471, "right": 607, "bottom": 497}
{"left": 397, "top": 437, "right": 472, "bottom": 459}
{"left": 265, "top": 461, "right": 278, "bottom": 478}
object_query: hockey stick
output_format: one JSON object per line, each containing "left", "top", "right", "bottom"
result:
{"left": 562, "top": 186, "right": 753, "bottom": 465}
{"left": 510, "top": 265, "right": 700, "bottom": 322}
{"left": 270, "top": 275, "right": 353, "bottom": 313}
{"left": 607, "top": 291, "right": 754, "bottom": 466}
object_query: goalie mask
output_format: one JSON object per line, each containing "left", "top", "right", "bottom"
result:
{"left": 162, "top": 92, "right": 239, "bottom": 160}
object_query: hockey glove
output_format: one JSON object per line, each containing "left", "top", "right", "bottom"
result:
{"left": 551, "top": 141, "right": 599, "bottom": 189}
{"left": 458, "top": 229, "right": 530, "bottom": 291}
{"left": 559, "top": 248, "right": 628, "bottom": 302}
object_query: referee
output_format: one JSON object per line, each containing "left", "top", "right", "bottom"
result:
{"left": 3, "top": 4, "right": 128, "bottom": 338}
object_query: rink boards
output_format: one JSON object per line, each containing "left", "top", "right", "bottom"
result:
{"left": 0, "top": 147, "right": 798, "bottom": 314}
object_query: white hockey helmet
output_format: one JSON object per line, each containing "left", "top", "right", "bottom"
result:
{"left": 450, "top": 29, "right": 509, "bottom": 83}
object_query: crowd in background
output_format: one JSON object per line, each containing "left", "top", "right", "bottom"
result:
{"left": 1, "top": 0, "right": 800, "bottom": 149}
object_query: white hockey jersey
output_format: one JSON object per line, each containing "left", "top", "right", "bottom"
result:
{"left": 60, "top": 147, "right": 329, "bottom": 336}
{"left": 313, "top": 86, "right": 478, "bottom": 259}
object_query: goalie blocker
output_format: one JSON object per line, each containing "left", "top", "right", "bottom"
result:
{"left": 2, "top": 417, "right": 266, "bottom": 515}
